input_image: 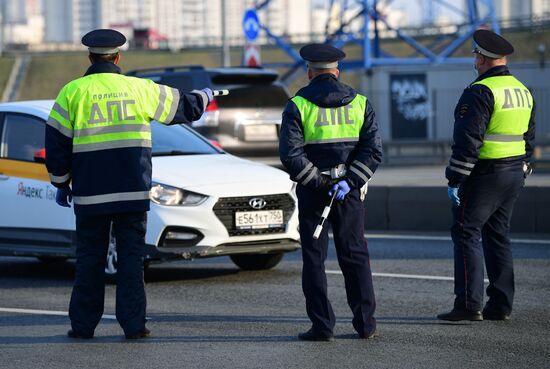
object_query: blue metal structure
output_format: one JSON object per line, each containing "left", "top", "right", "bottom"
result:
{"left": 253, "top": 0, "right": 500, "bottom": 82}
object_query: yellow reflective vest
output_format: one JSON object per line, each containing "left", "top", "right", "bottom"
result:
{"left": 48, "top": 74, "right": 181, "bottom": 154}
{"left": 45, "top": 63, "right": 205, "bottom": 215}
{"left": 473, "top": 76, "right": 533, "bottom": 159}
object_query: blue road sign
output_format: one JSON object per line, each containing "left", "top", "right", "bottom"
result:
{"left": 243, "top": 9, "right": 260, "bottom": 42}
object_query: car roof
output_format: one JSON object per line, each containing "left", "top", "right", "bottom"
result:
{"left": 206, "top": 67, "right": 277, "bottom": 75}
{"left": 127, "top": 65, "right": 278, "bottom": 78}
{"left": 0, "top": 100, "right": 53, "bottom": 119}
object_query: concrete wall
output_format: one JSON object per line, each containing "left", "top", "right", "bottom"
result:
{"left": 364, "top": 186, "right": 550, "bottom": 234}
{"left": 360, "top": 63, "right": 550, "bottom": 142}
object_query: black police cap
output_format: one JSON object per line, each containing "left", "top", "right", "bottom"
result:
{"left": 473, "top": 29, "right": 514, "bottom": 58}
{"left": 299, "top": 43, "right": 346, "bottom": 68}
{"left": 82, "top": 29, "right": 126, "bottom": 54}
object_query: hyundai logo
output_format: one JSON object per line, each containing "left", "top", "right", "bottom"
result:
{"left": 249, "top": 197, "right": 267, "bottom": 210}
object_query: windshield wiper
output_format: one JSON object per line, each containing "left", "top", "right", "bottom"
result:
{"left": 152, "top": 150, "right": 204, "bottom": 156}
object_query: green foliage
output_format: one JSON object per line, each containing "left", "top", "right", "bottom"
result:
{"left": 0, "top": 57, "right": 15, "bottom": 97}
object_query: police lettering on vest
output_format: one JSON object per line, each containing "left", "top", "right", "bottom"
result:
{"left": 292, "top": 94, "right": 367, "bottom": 145}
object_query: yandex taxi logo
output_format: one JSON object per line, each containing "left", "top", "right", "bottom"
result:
{"left": 17, "top": 182, "right": 56, "bottom": 200}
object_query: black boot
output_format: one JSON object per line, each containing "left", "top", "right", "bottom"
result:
{"left": 437, "top": 309, "right": 483, "bottom": 321}
{"left": 125, "top": 327, "right": 151, "bottom": 339}
{"left": 482, "top": 306, "right": 511, "bottom": 321}
{"left": 298, "top": 328, "right": 334, "bottom": 342}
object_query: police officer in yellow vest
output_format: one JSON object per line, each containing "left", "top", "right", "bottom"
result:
{"left": 280, "top": 44, "right": 382, "bottom": 341}
{"left": 45, "top": 29, "right": 212, "bottom": 339}
{"left": 438, "top": 30, "right": 535, "bottom": 322}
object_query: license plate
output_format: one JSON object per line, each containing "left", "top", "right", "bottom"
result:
{"left": 244, "top": 125, "right": 277, "bottom": 141}
{"left": 235, "top": 210, "right": 284, "bottom": 229}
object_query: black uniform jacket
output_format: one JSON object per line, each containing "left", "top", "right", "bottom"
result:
{"left": 445, "top": 66, "right": 536, "bottom": 187}
{"left": 279, "top": 74, "right": 383, "bottom": 190}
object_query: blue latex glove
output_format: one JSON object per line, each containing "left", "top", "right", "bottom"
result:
{"left": 328, "top": 180, "right": 351, "bottom": 201}
{"left": 201, "top": 88, "right": 214, "bottom": 103}
{"left": 56, "top": 187, "right": 72, "bottom": 208}
{"left": 447, "top": 186, "right": 460, "bottom": 207}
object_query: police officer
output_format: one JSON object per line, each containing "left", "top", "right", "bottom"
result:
{"left": 45, "top": 29, "right": 212, "bottom": 339}
{"left": 438, "top": 30, "right": 535, "bottom": 322}
{"left": 280, "top": 44, "right": 382, "bottom": 341}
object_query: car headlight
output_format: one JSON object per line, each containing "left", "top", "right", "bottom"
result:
{"left": 150, "top": 182, "right": 208, "bottom": 206}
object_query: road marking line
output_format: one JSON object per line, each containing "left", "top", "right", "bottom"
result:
{"left": 365, "top": 233, "right": 550, "bottom": 245}
{"left": 327, "top": 233, "right": 550, "bottom": 245}
{"left": 0, "top": 307, "right": 117, "bottom": 320}
{"left": 326, "top": 270, "right": 489, "bottom": 283}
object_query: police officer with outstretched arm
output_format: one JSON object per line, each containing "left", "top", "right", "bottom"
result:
{"left": 438, "top": 30, "right": 535, "bottom": 322}
{"left": 280, "top": 44, "right": 382, "bottom": 341}
{"left": 45, "top": 29, "right": 213, "bottom": 339}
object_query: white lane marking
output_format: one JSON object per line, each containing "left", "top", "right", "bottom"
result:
{"left": 327, "top": 233, "right": 550, "bottom": 245}
{"left": 326, "top": 270, "right": 489, "bottom": 283}
{"left": 0, "top": 307, "right": 117, "bottom": 320}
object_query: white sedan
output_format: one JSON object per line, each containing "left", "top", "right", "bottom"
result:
{"left": 0, "top": 100, "right": 300, "bottom": 274}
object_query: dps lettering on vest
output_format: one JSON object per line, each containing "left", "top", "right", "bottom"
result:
{"left": 473, "top": 76, "right": 533, "bottom": 159}
{"left": 291, "top": 94, "right": 367, "bottom": 145}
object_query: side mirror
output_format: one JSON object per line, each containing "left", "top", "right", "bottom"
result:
{"left": 34, "top": 148, "right": 46, "bottom": 164}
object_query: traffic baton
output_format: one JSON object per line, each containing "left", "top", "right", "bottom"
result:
{"left": 312, "top": 189, "right": 338, "bottom": 240}
{"left": 213, "top": 89, "right": 229, "bottom": 96}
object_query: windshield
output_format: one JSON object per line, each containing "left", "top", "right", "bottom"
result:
{"left": 151, "top": 122, "right": 221, "bottom": 156}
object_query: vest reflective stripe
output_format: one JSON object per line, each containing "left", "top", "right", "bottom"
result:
{"left": 166, "top": 88, "right": 181, "bottom": 123}
{"left": 52, "top": 102, "right": 70, "bottom": 121}
{"left": 73, "top": 190, "right": 150, "bottom": 205}
{"left": 304, "top": 137, "right": 360, "bottom": 145}
{"left": 48, "top": 100, "right": 73, "bottom": 137}
{"left": 47, "top": 116, "right": 73, "bottom": 138}
{"left": 292, "top": 94, "right": 367, "bottom": 145}
{"left": 484, "top": 133, "right": 524, "bottom": 142}
{"left": 72, "top": 139, "right": 152, "bottom": 153}
{"left": 153, "top": 85, "right": 180, "bottom": 123}
{"left": 473, "top": 76, "right": 532, "bottom": 159}
{"left": 73, "top": 122, "right": 150, "bottom": 138}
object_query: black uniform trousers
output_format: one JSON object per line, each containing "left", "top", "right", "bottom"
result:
{"left": 69, "top": 211, "right": 147, "bottom": 337}
{"left": 296, "top": 185, "right": 376, "bottom": 337}
{"left": 451, "top": 160, "right": 524, "bottom": 313}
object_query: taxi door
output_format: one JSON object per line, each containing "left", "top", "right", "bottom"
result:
{"left": 0, "top": 112, "right": 74, "bottom": 256}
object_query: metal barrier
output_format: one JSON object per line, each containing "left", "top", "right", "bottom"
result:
{"left": 382, "top": 140, "right": 452, "bottom": 165}
{"left": 382, "top": 139, "right": 550, "bottom": 167}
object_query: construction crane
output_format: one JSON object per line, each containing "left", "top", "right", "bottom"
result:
{"left": 253, "top": 0, "right": 500, "bottom": 85}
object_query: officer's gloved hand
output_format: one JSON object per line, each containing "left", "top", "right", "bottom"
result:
{"left": 56, "top": 187, "right": 72, "bottom": 208}
{"left": 523, "top": 161, "right": 533, "bottom": 178}
{"left": 201, "top": 88, "right": 214, "bottom": 103}
{"left": 328, "top": 180, "right": 351, "bottom": 201}
{"left": 447, "top": 186, "right": 460, "bottom": 207}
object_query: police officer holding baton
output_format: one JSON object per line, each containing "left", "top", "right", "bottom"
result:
{"left": 280, "top": 44, "right": 382, "bottom": 341}
{"left": 438, "top": 30, "right": 536, "bottom": 322}
{"left": 45, "top": 29, "right": 213, "bottom": 339}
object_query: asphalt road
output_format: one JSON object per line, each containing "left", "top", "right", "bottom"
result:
{"left": 1, "top": 234, "right": 549, "bottom": 369}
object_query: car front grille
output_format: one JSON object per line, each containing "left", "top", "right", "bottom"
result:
{"left": 213, "top": 193, "right": 295, "bottom": 236}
